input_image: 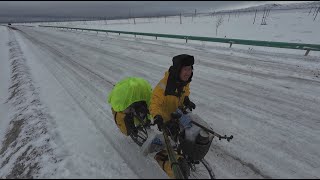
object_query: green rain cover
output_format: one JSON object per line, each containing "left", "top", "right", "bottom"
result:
{"left": 108, "top": 77, "right": 152, "bottom": 112}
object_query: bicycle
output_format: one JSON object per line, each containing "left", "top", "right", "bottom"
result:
{"left": 130, "top": 106, "right": 233, "bottom": 179}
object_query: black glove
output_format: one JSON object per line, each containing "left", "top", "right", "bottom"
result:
{"left": 164, "top": 120, "right": 180, "bottom": 137}
{"left": 154, "top": 115, "right": 164, "bottom": 131}
{"left": 184, "top": 96, "right": 196, "bottom": 111}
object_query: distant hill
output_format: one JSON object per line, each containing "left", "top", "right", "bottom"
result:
{"left": 218, "top": 1, "right": 320, "bottom": 13}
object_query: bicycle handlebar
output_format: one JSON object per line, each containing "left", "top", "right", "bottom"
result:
{"left": 146, "top": 106, "right": 234, "bottom": 142}
{"left": 178, "top": 106, "right": 233, "bottom": 142}
{"left": 190, "top": 120, "right": 233, "bottom": 142}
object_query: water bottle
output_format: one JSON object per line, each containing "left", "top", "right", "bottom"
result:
{"left": 196, "top": 129, "right": 209, "bottom": 145}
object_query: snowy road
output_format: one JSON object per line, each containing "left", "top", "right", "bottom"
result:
{"left": 1, "top": 26, "right": 320, "bottom": 178}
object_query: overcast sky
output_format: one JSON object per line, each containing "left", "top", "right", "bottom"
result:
{"left": 0, "top": 1, "right": 308, "bottom": 22}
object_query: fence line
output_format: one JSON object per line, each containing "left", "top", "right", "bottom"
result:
{"left": 39, "top": 25, "right": 320, "bottom": 56}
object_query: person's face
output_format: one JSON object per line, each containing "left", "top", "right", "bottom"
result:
{"left": 179, "top": 66, "right": 192, "bottom": 82}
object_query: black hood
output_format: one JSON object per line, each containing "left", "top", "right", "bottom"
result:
{"left": 165, "top": 54, "right": 194, "bottom": 97}
{"left": 170, "top": 54, "right": 194, "bottom": 83}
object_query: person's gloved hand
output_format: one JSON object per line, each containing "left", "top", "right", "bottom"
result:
{"left": 176, "top": 109, "right": 191, "bottom": 129}
{"left": 180, "top": 114, "right": 192, "bottom": 129}
{"left": 154, "top": 115, "right": 164, "bottom": 131}
{"left": 184, "top": 96, "right": 196, "bottom": 111}
{"left": 164, "top": 120, "right": 180, "bottom": 137}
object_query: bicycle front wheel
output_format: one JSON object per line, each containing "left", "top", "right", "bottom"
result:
{"left": 188, "top": 158, "right": 215, "bottom": 179}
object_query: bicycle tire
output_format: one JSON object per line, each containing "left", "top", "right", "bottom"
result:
{"left": 188, "top": 158, "right": 215, "bottom": 179}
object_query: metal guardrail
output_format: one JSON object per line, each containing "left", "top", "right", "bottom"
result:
{"left": 39, "top": 25, "right": 320, "bottom": 56}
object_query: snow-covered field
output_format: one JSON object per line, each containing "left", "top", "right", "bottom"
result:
{"left": 35, "top": 9, "right": 320, "bottom": 44}
{"left": 29, "top": 8, "right": 320, "bottom": 57}
{"left": 1, "top": 7, "right": 320, "bottom": 179}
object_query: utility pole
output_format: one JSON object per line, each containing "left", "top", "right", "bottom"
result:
{"left": 261, "top": 8, "right": 267, "bottom": 25}
{"left": 314, "top": 7, "right": 320, "bottom": 21}
{"left": 313, "top": 6, "right": 318, "bottom": 16}
{"left": 308, "top": 7, "right": 313, "bottom": 15}
{"left": 128, "top": 9, "right": 131, "bottom": 23}
{"left": 253, "top": 9, "right": 257, "bottom": 24}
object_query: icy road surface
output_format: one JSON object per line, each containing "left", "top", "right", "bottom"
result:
{"left": 0, "top": 26, "right": 319, "bottom": 178}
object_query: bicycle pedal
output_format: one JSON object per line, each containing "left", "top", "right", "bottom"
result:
{"left": 194, "top": 160, "right": 200, "bottom": 164}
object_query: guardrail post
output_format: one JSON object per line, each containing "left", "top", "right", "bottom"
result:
{"left": 134, "top": 34, "right": 136, "bottom": 38}
{"left": 156, "top": 36, "right": 157, "bottom": 40}
{"left": 186, "top": 37, "right": 188, "bottom": 43}
{"left": 229, "top": 41, "right": 233, "bottom": 48}
{"left": 119, "top": 33, "right": 120, "bottom": 35}
{"left": 305, "top": 49, "right": 311, "bottom": 56}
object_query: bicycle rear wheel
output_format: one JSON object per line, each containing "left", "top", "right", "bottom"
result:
{"left": 188, "top": 158, "right": 215, "bottom": 179}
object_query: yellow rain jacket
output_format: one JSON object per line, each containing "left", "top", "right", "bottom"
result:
{"left": 150, "top": 71, "right": 190, "bottom": 122}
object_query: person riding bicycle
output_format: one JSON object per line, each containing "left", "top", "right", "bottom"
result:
{"left": 108, "top": 77, "right": 152, "bottom": 145}
{"left": 108, "top": 67, "right": 215, "bottom": 179}
{"left": 150, "top": 54, "right": 196, "bottom": 137}
{"left": 149, "top": 54, "right": 197, "bottom": 178}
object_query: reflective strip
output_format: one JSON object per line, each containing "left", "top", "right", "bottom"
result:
{"left": 157, "top": 82, "right": 166, "bottom": 90}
